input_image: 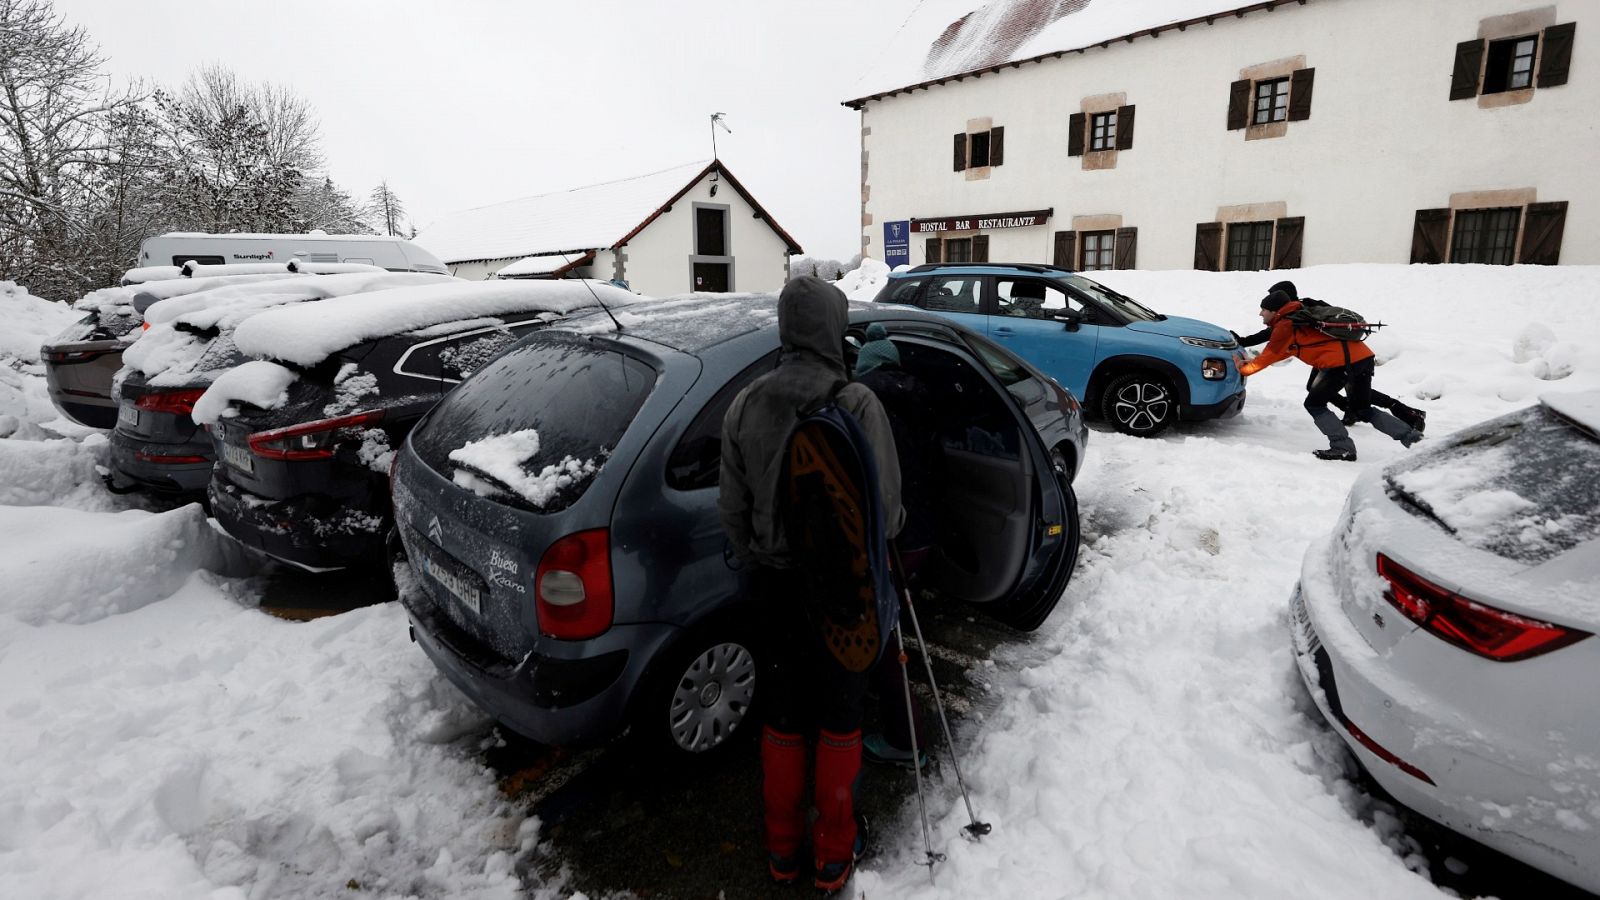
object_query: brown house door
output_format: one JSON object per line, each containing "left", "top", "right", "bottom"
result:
{"left": 693, "top": 262, "right": 730, "bottom": 292}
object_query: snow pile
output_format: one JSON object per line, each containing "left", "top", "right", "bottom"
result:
{"left": 835, "top": 256, "right": 894, "bottom": 299}
{"left": 0, "top": 281, "right": 83, "bottom": 438}
{"left": 234, "top": 280, "right": 637, "bottom": 367}
{"left": 191, "top": 361, "right": 298, "bottom": 425}
{"left": 125, "top": 272, "right": 454, "bottom": 387}
{"left": 448, "top": 428, "right": 599, "bottom": 508}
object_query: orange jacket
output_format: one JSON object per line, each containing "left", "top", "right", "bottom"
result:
{"left": 1236, "top": 300, "right": 1373, "bottom": 376}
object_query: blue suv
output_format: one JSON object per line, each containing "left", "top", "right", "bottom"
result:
{"left": 874, "top": 263, "right": 1245, "bottom": 436}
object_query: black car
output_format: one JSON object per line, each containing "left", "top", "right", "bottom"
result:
{"left": 106, "top": 271, "right": 452, "bottom": 496}
{"left": 391, "top": 295, "right": 1088, "bottom": 757}
{"left": 206, "top": 280, "right": 630, "bottom": 570}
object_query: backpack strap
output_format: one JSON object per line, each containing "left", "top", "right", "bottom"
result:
{"left": 797, "top": 379, "right": 848, "bottom": 417}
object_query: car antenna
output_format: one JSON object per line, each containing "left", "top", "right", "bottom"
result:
{"left": 565, "top": 254, "right": 624, "bottom": 332}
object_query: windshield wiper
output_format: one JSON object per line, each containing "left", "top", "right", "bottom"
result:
{"left": 1384, "top": 477, "right": 1458, "bottom": 535}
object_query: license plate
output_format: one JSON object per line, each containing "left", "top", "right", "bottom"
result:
{"left": 222, "top": 442, "right": 255, "bottom": 474}
{"left": 117, "top": 405, "right": 139, "bottom": 429}
{"left": 422, "top": 551, "right": 481, "bottom": 616}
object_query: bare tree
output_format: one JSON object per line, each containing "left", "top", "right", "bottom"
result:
{"left": 368, "top": 179, "right": 407, "bottom": 236}
{"left": 0, "top": 0, "right": 141, "bottom": 299}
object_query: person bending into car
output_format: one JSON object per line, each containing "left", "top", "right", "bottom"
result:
{"left": 718, "top": 276, "right": 904, "bottom": 891}
{"left": 1237, "top": 290, "right": 1423, "bottom": 461}
{"left": 1234, "top": 280, "right": 1427, "bottom": 433}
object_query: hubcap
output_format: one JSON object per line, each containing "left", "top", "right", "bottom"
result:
{"left": 668, "top": 641, "right": 756, "bottom": 752}
{"left": 1112, "top": 381, "right": 1172, "bottom": 432}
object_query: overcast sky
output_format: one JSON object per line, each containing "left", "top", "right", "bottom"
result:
{"left": 52, "top": 0, "right": 919, "bottom": 261}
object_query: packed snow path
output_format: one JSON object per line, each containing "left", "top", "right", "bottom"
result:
{"left": 2, "top": 266, "right": 1597, "bottom": 898}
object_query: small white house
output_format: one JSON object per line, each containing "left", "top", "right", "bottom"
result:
{"left": 847, "top": 0, "right": 1593, "bottom": 271}
{"left": 415, "top": 160, "right": 802, "bottom": 295}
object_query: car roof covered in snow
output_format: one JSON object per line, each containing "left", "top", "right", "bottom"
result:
{"left": 1542, "top": 390, "right": 1600, "bottom": 439}
{"left": 232, "top": 279, "right": 640, "bottom": 367}
{"left": 847, "top": 0, "right": 1288, "bottom": 106}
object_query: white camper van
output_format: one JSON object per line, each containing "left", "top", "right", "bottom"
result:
{"left": 138, "top": 232, "right": 450, "bottom": 274}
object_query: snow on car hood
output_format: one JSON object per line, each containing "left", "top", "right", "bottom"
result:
{"left": 233, "top": 279, "right": 639, "bottom": 367}
{"left": 1123, "top": 314, "right": 1235, "bottom": 343}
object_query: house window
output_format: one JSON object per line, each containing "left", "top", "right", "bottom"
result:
{"left": 1089, "top": 112, "right": 1117, "bottom": 151}
{"left": 1484, "top": 35, "right": 1537, "bottom": 94}
{"left": 943, "top": 238, "right": 973, "bottom": 263}
{"left": 1253, "top": 78, "right": 1290, "bottom": 124}
{"left": 1450, "top": 207, "right": 1520, "bottom": 264}
{"left": 1081, "top": 231, "right": 1115, "bottom": 270}
{"left": 953, "top": 126, "right": 1005, "bottom": 171}
{"left": 1226, "top": 222, "right": 1275, "bottom": 271}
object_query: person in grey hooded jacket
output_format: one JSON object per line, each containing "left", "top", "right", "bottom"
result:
{"left": 717, "top": 276, "right": 903, "bottom": 890}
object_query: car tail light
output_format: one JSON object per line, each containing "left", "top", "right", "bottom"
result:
{"left": 248, "top": 410, "right": 386, "bottom": 461}
{"left": 134, "top": 451, "right": 209, "bottom": 465}
{"left": 535, "top": 529, "right": 613, "bottom": 640}
{"left": 1376, "top": 554, "right": 1591, "bottom": 661}
{"left": 135, "top": 389, "right": 207, "bottom": 415}
{"left": 45, "top": 348, "right": 111, "bottom": 363}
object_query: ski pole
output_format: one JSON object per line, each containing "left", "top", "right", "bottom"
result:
{"left": 893, "top": 622, "right": 944, "bottom": 875}
{"left": 889, "top": 541, "right": 992, "bottom": 840}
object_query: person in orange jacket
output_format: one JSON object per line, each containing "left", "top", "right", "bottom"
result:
{"left": 1237, "top": 290, "right": 1423, "bottom": 461}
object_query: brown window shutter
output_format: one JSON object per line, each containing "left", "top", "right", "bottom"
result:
{"left": 1450, "top": 39, "right": 1485, "bottom": 100}
{"left": 953, "top": 133, "right": 967, "bottom": 172}
{"left": 1227, "top": 79, "right": 1251, "bottom": 130}
{"left": 1409, "top": 208, "right": 1451, "bottom": 264}
{"left": 925, "top": 237, "right": 942, "bottom": 264}
{"left": 1067, "top": 113, "right": 1086, "bottom": 156}
{"left": 1194, "top": 222, "right": 1223, "bottom": 271}
{"left": 972, "top": 234, "right": 990, "bottom": 263}
{"left": 1288, "top": 68, "right": 1315, "bottom": 121}
{"left": 1272, "top": 217, "right": 1305, "bottom": 269}
{"left": 1538, "top": 23, "right": 1576, "bottom": 88}
{"left": 1518, "top": 201, "right": 1568, "bottom": 264}
{"left": 989, "top": 126, "right": 1005, "bottom": 166}
{"left": 1053, "top": 230, "right": 1077, "bottom": 268}
{"left": 1114, "top": 227, "right": 1138, "bottom": 269}
{"left": 1115, "top": 105, "right": 1135, "bottom": 150}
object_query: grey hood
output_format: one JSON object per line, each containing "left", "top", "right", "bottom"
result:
{"left": 718, "top": 277, "right": 903, "bottom": 567}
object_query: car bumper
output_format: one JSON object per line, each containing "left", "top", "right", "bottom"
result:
{"left": 1181, "top": 387, "right": 1246, "bottom": 422}
{"left": 1291, "top": 572, "right": 1600, "bottom": 893}
{"left": 397, "top": 570, "right": 678, "bottom": 747}
{"left": 50, "top": 393, "right": 118, "bottom": 430}
{"left": 208, "top": 476, "right": 386, "bottom": 570}
{"left": 107, "top": 429, "right": 213, "bottom": 494}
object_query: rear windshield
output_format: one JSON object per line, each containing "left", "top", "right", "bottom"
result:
{"left": 1385, "top": 404, "right": 1600, "bottom": 564}
{"left": 413, "top": 335, "right": 657, "bottom": 512}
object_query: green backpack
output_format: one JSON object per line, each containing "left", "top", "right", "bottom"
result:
{"left": 1286, "top": 298, "right": 1383, "bottom": 342}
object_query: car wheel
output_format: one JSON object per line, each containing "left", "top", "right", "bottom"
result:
{"left": 1102, "top": 372, "right": 1177, "bottom": 437}
{"left": 645, "top": 628, "right": 759, "bottom": 757}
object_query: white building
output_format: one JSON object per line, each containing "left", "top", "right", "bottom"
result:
{"left": 415, "top": 160, "right": 802, "bottom": 295}
{"left": 847, "top": 0, "right": 1592, "bottom": 271}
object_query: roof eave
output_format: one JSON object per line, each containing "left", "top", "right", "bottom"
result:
{"left": 610, "top": 160, "right": 804, "bottom": 255}
{"left": 842, "top": 0, "right": 1309, "bottom": 109}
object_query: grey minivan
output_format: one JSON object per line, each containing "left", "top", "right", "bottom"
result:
{"left": 392, "top": 295, "right": 1087, "bottom": 756}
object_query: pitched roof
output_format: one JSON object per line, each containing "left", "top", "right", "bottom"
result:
{"left": 415, "top": 160, "right": 802, "bottom": 264}
{"left": 846, "top": 0, "right": 1311, "bottom": 108}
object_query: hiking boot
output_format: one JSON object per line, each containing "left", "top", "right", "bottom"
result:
{"left": 1313, "top": 448, "right": 1358, "bottom": 462}
{"left": 814, "top": 817, "right": 867, "bottom": 894}
{"left": 863, "top": 732, "right": 928, "bottom": 770}
{"left": 1401, "top": 430, "right": 1424, "bottom": 449}
{"left": 1340, "top": 410, "right": 1358, "bottom": 427}
{"left": 1395, "top": 406, "right": 1427, "bottom": 433}
{"left": 768, "top": 851, "right": 803, "bottom": 884}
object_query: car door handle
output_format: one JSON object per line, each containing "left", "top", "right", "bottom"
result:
{"left": 993, "top": 326, "right": 1015, "bottom": 335}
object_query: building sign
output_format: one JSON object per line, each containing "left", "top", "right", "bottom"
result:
{"left": 911, "top": 209, "right": 1052, "bottom": 234}
{"left": 883, "top": 220, "right": 910, "bottom": 269}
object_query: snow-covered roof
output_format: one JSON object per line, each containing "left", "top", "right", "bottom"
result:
{"left": 156, "top": 231, "right": 418, "bottom": 243}
{"left": 415, "top": 160, "right": 802, "bottom": 264}
{"left": 846, "top": 0, "right": 1308, "bottom": 106}
{"left": 232, "top": 279, "right": 640, "bottom": 367}
{"left": 494, "top": 252, "right": 594, "bottom": 278}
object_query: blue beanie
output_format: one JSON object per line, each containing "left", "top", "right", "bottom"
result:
{"left": 854, "top": 323, "right": 900, "bottom": 376}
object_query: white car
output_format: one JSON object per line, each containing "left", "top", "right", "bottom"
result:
{"left": 1292, "top": 390, "right": 1600, "bottom": 894}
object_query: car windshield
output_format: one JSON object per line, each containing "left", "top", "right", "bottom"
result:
{"left": 1056, "top": 274, "right": 1161, "bottom": 322}
{"left": 1385, "top": 404, "right": 1600, "bottom": 565}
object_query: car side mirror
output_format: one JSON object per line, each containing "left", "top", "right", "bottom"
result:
{"left": 1053, "top": 309, "right": 1084, "bottom": 331}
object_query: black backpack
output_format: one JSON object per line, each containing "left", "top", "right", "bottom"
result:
{"left": 1285, "top": 298, "right": 1383, "bottom": 342}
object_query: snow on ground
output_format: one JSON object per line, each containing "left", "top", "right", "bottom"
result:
{"left": 1, "top": 265, "right": 1597, "bottom": 899}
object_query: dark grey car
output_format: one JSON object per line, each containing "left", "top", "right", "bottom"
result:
{"left": 392, "top": 296, "right": 1088, "bottom": 757}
